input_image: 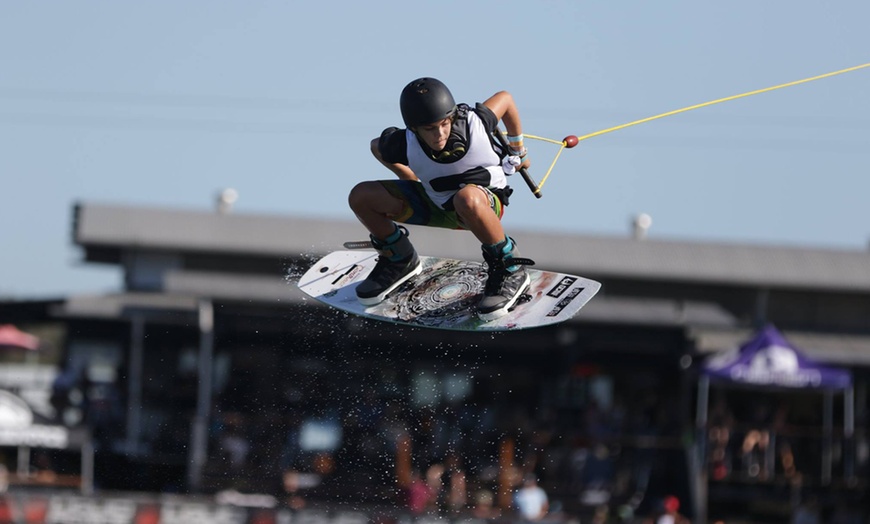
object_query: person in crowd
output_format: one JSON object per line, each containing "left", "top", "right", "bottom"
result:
{"left": 471, "top": 489, "right": 501, "bottom": 519}
{"left": 405, "top": 469, "right": 435, "bottom": 514}
{"left": 444, "top": 451, "right": 468, "bottom": 514}
{"left": 707, "top": 396, "right": 734, "bottom": 480}
{"left": 281, "top": 470, "right": 307, "bottom": 510}
{"left": 654, "top": 495, "right": 689, "bottom": 524}
{"left": 218, "top": 412, "right": 251, "bottom": 471}
{"left": 514, "top": 475, "right": 549, "bottom": 521}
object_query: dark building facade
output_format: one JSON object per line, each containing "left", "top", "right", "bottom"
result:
{"left": 1, "top": 202, "right": 869, "bottom": 523}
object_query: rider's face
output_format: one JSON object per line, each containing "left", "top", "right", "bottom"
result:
{"left": 414, "top": 117, "right": 452, "bottom": 152}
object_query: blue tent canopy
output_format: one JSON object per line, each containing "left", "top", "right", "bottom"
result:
{"left": 702, "top": 324, "right": 851, "bottom": 390}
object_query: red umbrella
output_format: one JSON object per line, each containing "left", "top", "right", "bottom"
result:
{"left": 0, "top": 324, "right": 40, "bottom": 351}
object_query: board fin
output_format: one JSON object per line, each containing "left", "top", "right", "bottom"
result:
{"left": 507, "top": 257, "right": 536, "bottom": 267}
{"left": 343, "top": 240, "right": 373, "bottom": 250}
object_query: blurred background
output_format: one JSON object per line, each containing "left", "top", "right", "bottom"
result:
{"left": 1, "top": 2, "right": 869, "bottom": 523}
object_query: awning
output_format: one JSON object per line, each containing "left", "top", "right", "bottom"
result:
{"left": 0, "top": 324, "right": 40, "bottom": 351}
{"left": 700, "top": 324, "right": 851, "bottom": 390}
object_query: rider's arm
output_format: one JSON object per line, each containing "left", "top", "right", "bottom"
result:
{"left": 371, "top": 129, "right": 419, "bottom": 181}
{"left": 482, "top": 91, "right": 530, "bottom": 169}
{"left": 482, "top": 91, "right": 523, "bottom": 139}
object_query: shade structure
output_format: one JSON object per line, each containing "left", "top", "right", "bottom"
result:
{"left": 693, "top": 325, "right": 854, "bottom": 523}
{"left": 0, "top": 324, "right": 40, "bottom": 351}
{"left": 702, "top": 324, "right": 851, "bottom": 390}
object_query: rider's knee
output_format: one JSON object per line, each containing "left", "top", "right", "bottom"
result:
{"left": 348, "top": 181, "right": 378, "bottom": 211}
{"left": 452, "top": 186, "right": 486, "bottom": 217}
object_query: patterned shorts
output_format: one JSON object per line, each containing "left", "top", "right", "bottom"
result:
{"left": 378, "top": 180, "right": 504, "bottom": 230}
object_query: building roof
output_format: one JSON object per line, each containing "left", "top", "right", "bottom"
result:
{"left": 50, "top": 292, "right": 200, "bottom": 320}
{"left": 691, "top": 327, "right": 870, "bottom": 366}
{"left": 14, "top": 201, "right": 862, "bottom": 366}
{"left": 74, "top": 202, "right": 870, "bottom": 292}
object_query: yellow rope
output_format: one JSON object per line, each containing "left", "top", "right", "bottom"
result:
{"left": 574, "top": 62, "right": 870, "bottom": 142}
{"left": 524, "top": 133, "right": 564, "bottom": 146}
{"left": 538, "top": 144, "right": 565, "bottom": 192}
{"left": 525, "top": 62, "right": 870, "bottom": 192}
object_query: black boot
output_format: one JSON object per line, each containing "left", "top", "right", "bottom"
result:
{"left": 356, "top": 226, "right": 422, "bottom": 305}
{"left": 478, "top": 237, "right": 531, "bottom": 321}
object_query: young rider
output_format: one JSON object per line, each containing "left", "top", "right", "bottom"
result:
{"left": 348, "top": 77, "right": 532, "bottom": 321}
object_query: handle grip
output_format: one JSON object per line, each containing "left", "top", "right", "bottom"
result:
{"left": 493, "top": 129, "right": 542, "bottom": 199}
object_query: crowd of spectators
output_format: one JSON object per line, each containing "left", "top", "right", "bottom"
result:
{"left": 704, "top": 392, "right": 831, "bottom": 484}
{"left": 199, "top": 364, "right": 691, "bottom": 523}
{"left": 189, "top": 361, "right": 870, "bottom": 523}
{"left": 42, "top": 341, "right": 869, "bottom": 523}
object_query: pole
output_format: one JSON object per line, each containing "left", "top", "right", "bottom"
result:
{"left": 822, "top": 390, "right": 833, "bottom": 485}
{"left": 126, "top": 314, "right": 145, "bottom": 454}
{"left": 694, "top": 375, "right": 710, "bottom": 524}
{"left": 844, "top": 385, "right": 855, "bottom": 480}
{"left": 188, "top": 299, "right": 214, "bottom": 492}
{"left": 81, "top": 436, "right": 94, "bottom": 495}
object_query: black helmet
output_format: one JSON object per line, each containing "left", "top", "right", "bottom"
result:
{"left": 400, "top": 77, "right": 456, "bottom": 128}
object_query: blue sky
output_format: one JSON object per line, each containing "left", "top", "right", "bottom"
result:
{"left": 2, "top": 1, "right": 868, "bottom": 298}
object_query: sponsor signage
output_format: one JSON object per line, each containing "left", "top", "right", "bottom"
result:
{"left": 546, "top": 276, "right": 577, "bottom": 299}
{"left": 547, "top": 286, "right": 583, "bottom": 317}
{"left": 0, "top": 390, "right": 69, "bottom": 449}
{"left": 0, "top": 494, "right": 393, "bottom": 524}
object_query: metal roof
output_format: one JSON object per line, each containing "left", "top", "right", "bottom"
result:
{"left": 50, "top": 292, "right": 199, "bottom": 319}
{"left": 74, "top": 202, "right": 870, "bottom": 292}
{"left": 691, "top": 327, "right": 870, "bottom": 366}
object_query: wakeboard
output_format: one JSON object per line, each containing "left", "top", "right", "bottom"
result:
{"left": 297, "top": 250, "right": 600, "bottom": 331}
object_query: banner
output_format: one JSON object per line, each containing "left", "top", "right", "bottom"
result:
{"left": 0, "top": 493, "right": 436, "bottom": 524}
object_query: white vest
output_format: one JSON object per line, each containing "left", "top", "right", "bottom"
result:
{"left": 405, "top": 110, "right": 506, "bottom": 209}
